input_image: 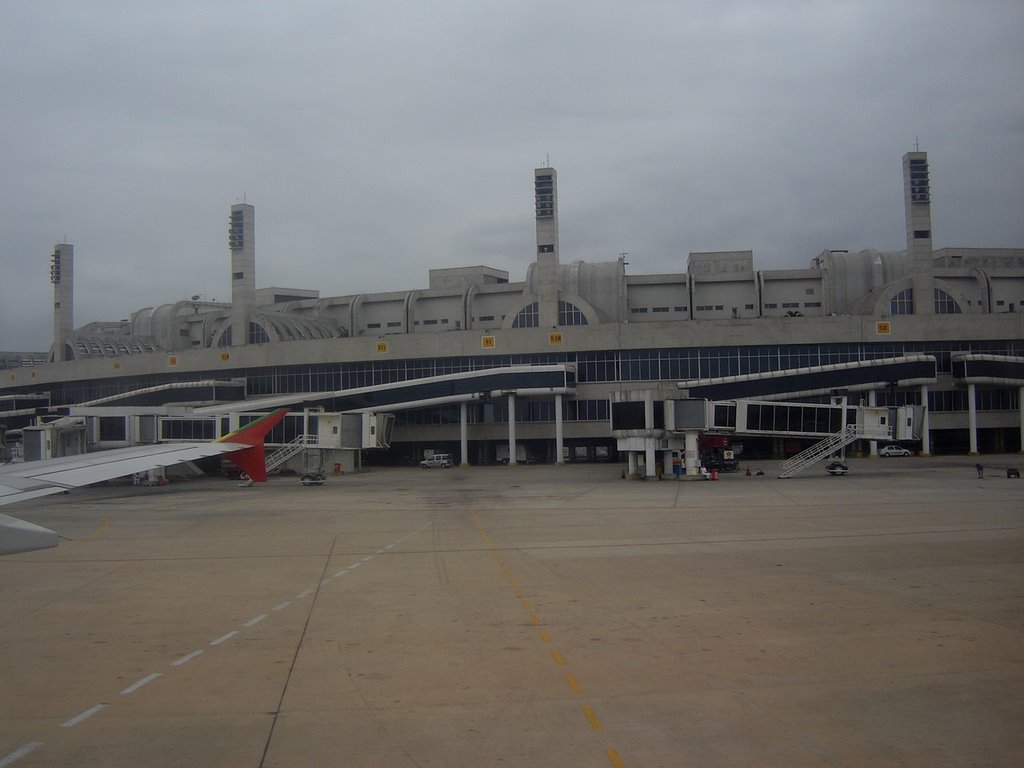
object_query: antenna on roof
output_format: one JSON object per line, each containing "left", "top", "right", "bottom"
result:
{"left": 546, "top": 153, "right": 550, "bottom": 167}
{"left": 914, "top": 136, "right": 920, "bottom": 152}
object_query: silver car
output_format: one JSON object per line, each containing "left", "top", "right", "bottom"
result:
{"left": 879, "top": 445, "right": 911, "bottom": 457}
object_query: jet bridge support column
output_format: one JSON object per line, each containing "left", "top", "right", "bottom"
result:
{"left": 1019, "top": 386, "right": 1024, "bottom": 454}
{"left": 968, "top": 383, "right": 979, "bottom": 455}
{"left": 555, "top": 394, "right": 564, "bottom": 464}
{"left": 507, "top": 393, "right": 517, "bottom": 466}
{"left": 684, "top": 431, "right": 699, "bottom": 477}
{"left": 868, "top": 390, "right": 879, "bottom": 457}
{"left": 644, "top": 392, "right": 656, "bottom": 478}
{"left": 460, "top": 402, "right": 469, "bottom": 467}
{"left": 920, "top": 384, "right": 931, "bottom": 456}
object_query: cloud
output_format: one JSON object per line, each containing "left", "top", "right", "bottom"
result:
{"left": 2, "top": 0, "right": 1022, "bottom": 351}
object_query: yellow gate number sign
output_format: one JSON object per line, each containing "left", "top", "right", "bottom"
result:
{"left": 481, "top": 336, "right": 496, "bottom": 349}
{"left": 875, "top": 321, "right": 891, "bottom": 335}
{"left": 549, "top": 332, "right": 563, "bottom": 345}
{"left": 376, "top": 340, "right": 389, "bottom": 353}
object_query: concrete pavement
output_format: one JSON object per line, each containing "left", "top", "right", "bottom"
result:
{"left": 1, "top": 456, "right": 1022, "bottom": 767}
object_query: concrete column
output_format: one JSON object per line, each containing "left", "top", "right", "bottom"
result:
{"left": 643, "top": 391, "right": 657, "bottom": 477}
{"left": 507, "top": 393, "right": 517, "bottom": 466}
{"left": 1019, "top": 387, "right": 1024, "bottom": 454}
{"left": 868, "top": 390, "right": 879, "bottom": 457}
{"left": 555, "top": 394, "right": 564, "bottom": 464}
{"left": 919, "top": 385, "right": 931, "bottom": 456}
{"left": 663, "top": 449, "right": 675, "bottom": 480}
{"left": 684, "top": 430, "right": 699, "bottom": 476}
{"left": 968, "top": 383, "right": 979, "bottom": 455}
{"left": 460, "top": 401, "right": 469, "bottom": 467}
{"left": 627, "top": 451, "right": 638, "bottom": 480}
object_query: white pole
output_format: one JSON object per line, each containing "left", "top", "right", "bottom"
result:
{"left": 460, "top": 401, "right": 469, "bottom": 467}
{"left": 507, "top": 393, "right": 517, "bottom": 466}
{"left": 968, "top": 383, "right": 979, "bottom": 455}
{"left": 919, "top": 385, "right": 931, "bottom": 456}
{"left": 555, "top": 394, "right": 564, "bottom": 464}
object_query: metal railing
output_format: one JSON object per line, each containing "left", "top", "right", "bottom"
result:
{"left": 778, "top": 424, "right": 890, "bottom": 478}
{"left": 265, "top": 434, "right": 319, "bottom": 473}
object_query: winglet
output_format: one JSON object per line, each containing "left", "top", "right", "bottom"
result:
{"left": 217, "top": 408, "right": 289, "bottom": 483}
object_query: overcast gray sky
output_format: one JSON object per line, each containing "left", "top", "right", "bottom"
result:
{"left": 2, "top": 0, "right": 1022, "bottom": 351}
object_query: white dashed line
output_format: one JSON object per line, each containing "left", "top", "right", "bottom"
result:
{"left": 0, "top": 742, "right": 43, "bottom": 767}
{"left": 171, "top": 650, "right": 203, "bottom": 667}
{"left": 120, "top": 673, "right": 161, "bottom": 695}
{"left": 7, "top": 523, "right": 434, "bottom": 753}
{"left": 62, "top": 703, "right": 107, "bottom": 728}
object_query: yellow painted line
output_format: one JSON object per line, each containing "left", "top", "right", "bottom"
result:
{"left": 472, "top": 504, "right": 623, "bottom": 762}
{"left": 80, "top": 519, "right": 110, "bottom": 540}
{"left": 583, "top": 705, "right": 604, "bottom": 732}
{"left": 565, "top": 672, "right": 582, "bottom": 694}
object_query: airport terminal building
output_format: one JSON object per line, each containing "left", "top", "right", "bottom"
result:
{"left": 2, "top": 151, "right": 1022, "bottom": 465}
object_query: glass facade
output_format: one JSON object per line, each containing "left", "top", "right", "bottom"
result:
{"left": 40, "top": 338, "right": 1022, "bottom": 421}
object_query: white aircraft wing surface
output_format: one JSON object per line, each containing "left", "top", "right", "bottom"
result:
{"left": 0, "top": 408, "right": 288, "bottom": 555}
{"left": 0, "top": 442, "right": 249, "bottom": 506}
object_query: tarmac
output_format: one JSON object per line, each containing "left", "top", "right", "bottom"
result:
{"left": 1, "top": 454, "right": 1022, "bottom": 767}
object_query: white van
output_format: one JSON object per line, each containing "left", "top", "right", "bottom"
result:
{"left": 419, "top": 454, "right": 453, "bottom": 468}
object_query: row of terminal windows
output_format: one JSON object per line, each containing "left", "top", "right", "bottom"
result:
{"left": 42, "top": 339, "right": 1022, "bottom": 407}
{"left": 395, "top": 398, "right": 610, "bottom": 426}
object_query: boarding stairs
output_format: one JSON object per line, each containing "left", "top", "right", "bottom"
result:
{"left": 266, "top": 434, "right": 319, "bottom": 474}
{"left": 778, "top": 424, "right": 889, "bottom": 479}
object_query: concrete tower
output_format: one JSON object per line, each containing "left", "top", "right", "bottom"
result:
{"left": 50, "top": 243, "right": 73, "bottom": 362}
{"left": 229, "top": 203, "right": 255, "bottom": 346}
{"left": 534, "top": 167, "right": 559, "bottom": 327}
{"left": 903, "top": 151, "right": 934, "bottom": 315}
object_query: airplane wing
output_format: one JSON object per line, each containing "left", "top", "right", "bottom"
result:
{"left": 0, "top": 408, "right": 288, "bottom": 555}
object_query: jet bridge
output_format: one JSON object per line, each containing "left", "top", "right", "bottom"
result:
{"left": 611, "top": 393, "right": 918, "bottom": 479}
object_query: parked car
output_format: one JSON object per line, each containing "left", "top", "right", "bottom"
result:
{"left": 419, "top": 454, "right": 453, "bottom": 468}
{"left": 825, "top": 461, "right": 849, "bottom": 476}
{"left": 879, "top": 445, "right": 911, "bottom": 457}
